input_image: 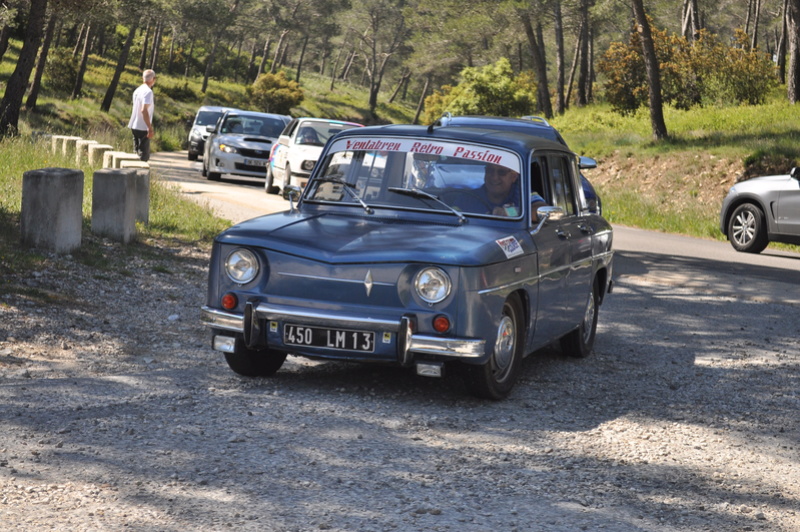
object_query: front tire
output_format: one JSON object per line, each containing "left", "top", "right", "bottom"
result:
{"left": 561, "top": 278, "right": 599, "bottom": 358}
{"left": 187, "top": 151, "right": 198, "bottom": 161}
{"left": 465, "top": 296, "right": 524, "bottom": 400}
{"left": 224, "top": 337, "right": 287, "bottom": 377}
{"left": 728, "top": 203, "right": 768, "bottom": 253}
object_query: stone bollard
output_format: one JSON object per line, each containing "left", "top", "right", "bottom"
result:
{"left": 75, "top": 139, "right": 98, "bottom": 165}
{"left": 112, "top": 153, "right": 141, "bottom": 168}
{"left": 88, "top": 144, "right": 114, "bottom": 167}
{"left": 61, "top": 136, "right": 82, "bottom": 158}
{"left": 21, "top": 168, "right": 84, "bottom": 254}
{"left": 91, "top": 169, "right": 138, "bottom": 244}
{"left": 50, "top": 135, "right": 68, "bottom": 154}
{"left": 118, "top": 163, "right": 151, "bottom": 224}
{"left": 102, "top": 150, "right": 130, "bottom": 168}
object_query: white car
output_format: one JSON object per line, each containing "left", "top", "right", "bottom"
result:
{"left": 203, "top": 110, "right": 290, "bottom": 182}
{"left": 266, "top": 117, "right": 362, "bottom": 194}
{"left": 187, "top": 105, "right": 236, "bottom": 161}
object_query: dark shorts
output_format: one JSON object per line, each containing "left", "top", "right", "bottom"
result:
{"left": 131, "top": 129, "right": 150, "bottom": 162}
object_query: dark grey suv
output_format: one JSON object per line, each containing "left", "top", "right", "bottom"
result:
{"left": 720, "top": 167, "right": 800, "bottom": 253}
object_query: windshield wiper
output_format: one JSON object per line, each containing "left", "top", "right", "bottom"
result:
{"left": 388, "top": 187, "right": 466, "bottom": 225}
{"left": 315, "top": 175, "right": 373, "bottom": 214}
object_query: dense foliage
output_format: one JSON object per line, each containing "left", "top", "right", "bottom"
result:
{"left": 247, "top": 72, "right": 304, "bottom": 115}
{"left": 600, "top": 26, "right": 779, "bottom": 115}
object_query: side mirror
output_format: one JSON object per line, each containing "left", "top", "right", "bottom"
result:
{"left": 283, "top": 184, "right": 302, "bottom": 205}
{"left": 537, "top": 205, "right": 565, "bottom": 222}
{"left": 579, "top": 156, "right": 597, "bottom": 170}
{"left": 205, "top": 125, "right": 216, "bottom": 133}
{"left": 791, "top": 167, "right": 799, "bottom": 180}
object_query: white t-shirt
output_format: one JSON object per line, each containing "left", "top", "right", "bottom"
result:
{"left": 127, "top": 83, "right": 154, "bottom": 131}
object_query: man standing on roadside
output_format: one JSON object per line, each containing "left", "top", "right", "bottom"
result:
{"left": 128, "top": 69, "right": 156, "bottom": 161}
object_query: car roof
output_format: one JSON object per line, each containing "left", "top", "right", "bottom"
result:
{"left": 332, "top": 123, "right": 571, "bottom": 156}
{"left": 196, "top": 106, "right": 236, "bottom": 112}
{"left": 224, "top": 110, "right": 290, "bottom": 120}
{"left": 435, "top": 115, "right": 567, "bottom": 146}
{"left": 294, "top": 117, "right": 363, "bottom": 126}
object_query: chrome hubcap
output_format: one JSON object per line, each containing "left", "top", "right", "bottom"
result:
{"left": 732, "top": 210, "right": 755, "bottom": 246}
{"left": 493, "top": 315, "right": 515, "bottom": 381}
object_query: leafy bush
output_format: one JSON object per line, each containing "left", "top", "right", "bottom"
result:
{"left": 44, "top": 48, "right": 79, "bottom": 95}
{"left": 247, "top": 72, "right": 304, "bottom": 115}
{"left": 422, "top": 58, "right": 537, "bottom": 122}
{"left": 599, "top": 25, "right": 777, "bottom": 115}
{"left": 157, "top": 80, "right": 197, "bottom": 101}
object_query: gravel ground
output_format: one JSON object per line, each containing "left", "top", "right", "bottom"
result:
{"left": 1, "top": 233, "right": 799, "bottom": 532}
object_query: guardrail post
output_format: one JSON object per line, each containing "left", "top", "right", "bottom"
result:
{"left": 21, "top": 168, "right": 84, "bottom": 254}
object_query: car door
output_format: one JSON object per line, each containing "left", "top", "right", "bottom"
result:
{"left": 548, "top": 154, "right": 595, "bottom": 324}
{"left": 528, "top": 155, "right": 574, "bottom": 343}
{"left": 272, "top": 120, "right": 296, "bottom": 185}
{"left": 776, "top": 173, "right": 800, "bottom": 236}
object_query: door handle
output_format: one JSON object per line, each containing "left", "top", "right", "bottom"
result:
{"left": 556, "top": 229, "right": 570, "bottom": 239}
{"left": 578, "top": 223, "right": 594, "bottom": 234}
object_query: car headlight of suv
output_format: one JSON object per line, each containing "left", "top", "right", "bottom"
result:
{"left": 219, "top": 143, "right": 239, "bottom": 154}
{"left": 225, "top": 249, "right": 259, "bottom": 284}
{"left": 414, "top": 267, "right": 451, "bottom": 304}
{"left": 302, "top": 160, "right": 316, "bottom": 171}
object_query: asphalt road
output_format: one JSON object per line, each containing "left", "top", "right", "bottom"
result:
{"left": 149, "top": 150, "right": 800, "bottom": 306}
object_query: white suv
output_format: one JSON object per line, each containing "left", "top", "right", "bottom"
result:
{"left": 266, "top": 117, "right": 361, "bottom": 194}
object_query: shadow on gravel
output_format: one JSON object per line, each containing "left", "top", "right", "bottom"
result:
{"left": 1, "top": 247, "right": 798, "bottom": 530}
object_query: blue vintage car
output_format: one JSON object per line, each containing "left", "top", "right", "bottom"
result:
{"left": 201, "top": 123, "right": 614, "bottom": 399}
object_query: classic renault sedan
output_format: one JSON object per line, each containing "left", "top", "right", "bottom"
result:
{"left": 201, "top": 123, "right": 614, "bottom": 399}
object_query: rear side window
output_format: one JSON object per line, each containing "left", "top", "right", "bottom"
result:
{"left": 546, "top": 155, "right": 577, "bottom": 216}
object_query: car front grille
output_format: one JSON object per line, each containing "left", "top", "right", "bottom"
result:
{"left": 239, "top": 148, "right": 270, "bottom": 159}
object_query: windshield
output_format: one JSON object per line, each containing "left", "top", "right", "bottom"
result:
{"left": 296, "top": 122, "right": 360, "bottom": 146}
{"left": 222, "top": 115, "right": 286, "bottom": 137}
{"left": 195, "top": 110, "right": 224, "bottom": 126}
{"left": 305, "top": 137, "right": 524, "bottom": 219}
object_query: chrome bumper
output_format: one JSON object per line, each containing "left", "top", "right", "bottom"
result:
{"left": 200, "top": 304, "right": 485, "bottom": 360}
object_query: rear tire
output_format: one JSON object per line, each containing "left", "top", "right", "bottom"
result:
{"left": 224, "top": 337, "right": 287, "bottom": 377}
{"left": 728, "top": 203, "right": 768, "bottom": 253}
{"left": 465, "top": 296, "right": 524, "bottom": 400}
{"left": 560, "top": 278, "right": 599, "bottom": 358}
{"left": 188, "top": 151, "right": 198, "bottom": 161}
{"left": 265, "top": 165, "right": 279, "bottom": 194}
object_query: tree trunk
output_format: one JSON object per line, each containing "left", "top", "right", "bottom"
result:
{"left": 167, "top": 27, "right": 177, "bottom": 74}
{"left": 246, "top": 39, "right": 257, "bottom": 81}
{"left": 554, "top": 0, "right": 566, "bottom": 115}
{"left": 565, "top": 21, "right": 583, "bottom": 109}
{"left": 0, "top": 24, "right": 12, "bottom": 62}
{"left": 778, "top": 0, "right": 788, "bottom": 84}
{"left": 26, "top": 14, "right": 56, "bottom": 111}
{"left": 101, "top": 21, "right": 138, "bottom": 112}
{"left": 72, "top": 23, "right": 85, "bottom": 57}
{"left": 201, "top": 37, "right": 219, "bottom": 93}
{"left": 388, "top": 69, "right": 409, "bottom": 103}
{"left": 149, "top": 20, "right": 162, "bottom": 70}
{"left": 0, "top": 0, "right": 48, "bottom": 137}
{"left": 751, "top": 0, "right": 762, "bottom": 50}
{"left": 631, "top": 0, "right": 668, "bottom": 140}
{"left": 257, "top": 37, "right": 271, "bottom": 79}
{"left": 139, "top": 23, "right": 150, "bottom": 71}
{"left": 71, "top": 22, "right": 93, "bottom": 99}
{"left": 295, "top": 34, "right": 309, "bottom": 83}
{"left": 270, "top": 30, "right": 289, "bottom": 74}
{"left": 788, "top": 0, "right": 800, "bottom": 103}
{"left": 412, "top": 75, "right": 430, "bottom": 125}
{"left": 184, "top": 38, "right": 194, "bottom": 77}
{"left": 576, "top": 0, "right": 591, "bottom": 106}
{"left": 519, "top": 11, "right": 553, "bottom": 118}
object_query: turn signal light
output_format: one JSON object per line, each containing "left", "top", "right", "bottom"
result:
{"left": 221, "top": 292, "right": 238, "bottom": 310}
{"left": 433, "top": 315, "right": 450, "bottom": 333}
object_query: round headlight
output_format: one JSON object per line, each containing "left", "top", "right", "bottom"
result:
{"left": 414, "top": 267, "right": 451, "bottom": 304}
{"left": 225, "top": 249, "right": 259, "bottom": 284}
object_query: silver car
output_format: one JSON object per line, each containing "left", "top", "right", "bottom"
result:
{"left": 720, "top": 167, "right": 800, "bottom": 253}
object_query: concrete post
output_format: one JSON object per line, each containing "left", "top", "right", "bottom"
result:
{"left": 21, "top": 168, "right": 84, "bottom": 254}
{"left": 61, "top": 136, "right": 82, "bottom": 158}
{"left": 75, "top": 139, "right": 98, "bottom": 165}
{"left": 113, "top": 153, "right": 141, "bottom": 168}
{"left": 50, "top": 135, "right": 68, "bottom": 154}
{"left": 88, "top": 144, "right": 114, "bottom": 167}
{"left": 91, "top": 169, "right": 137, "bottom": 244}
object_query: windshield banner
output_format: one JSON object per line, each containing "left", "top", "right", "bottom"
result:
{"left": 329, "top": 137, "right": 521, "bottom": 173}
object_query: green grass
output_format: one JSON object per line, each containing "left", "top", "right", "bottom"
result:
{"left": 0, "top": 136, "right": 228, "bottom": 297}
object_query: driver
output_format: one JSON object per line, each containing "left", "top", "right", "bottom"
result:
{"left": 456, "top": 163, "right": 522, "bottom": 216}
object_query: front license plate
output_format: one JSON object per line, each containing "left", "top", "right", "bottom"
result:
{"left": 284, "top": 324, "right": 375, "bottom": 352}
{"left": 244, "top": 158, "right": 268, "bottom": 167}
